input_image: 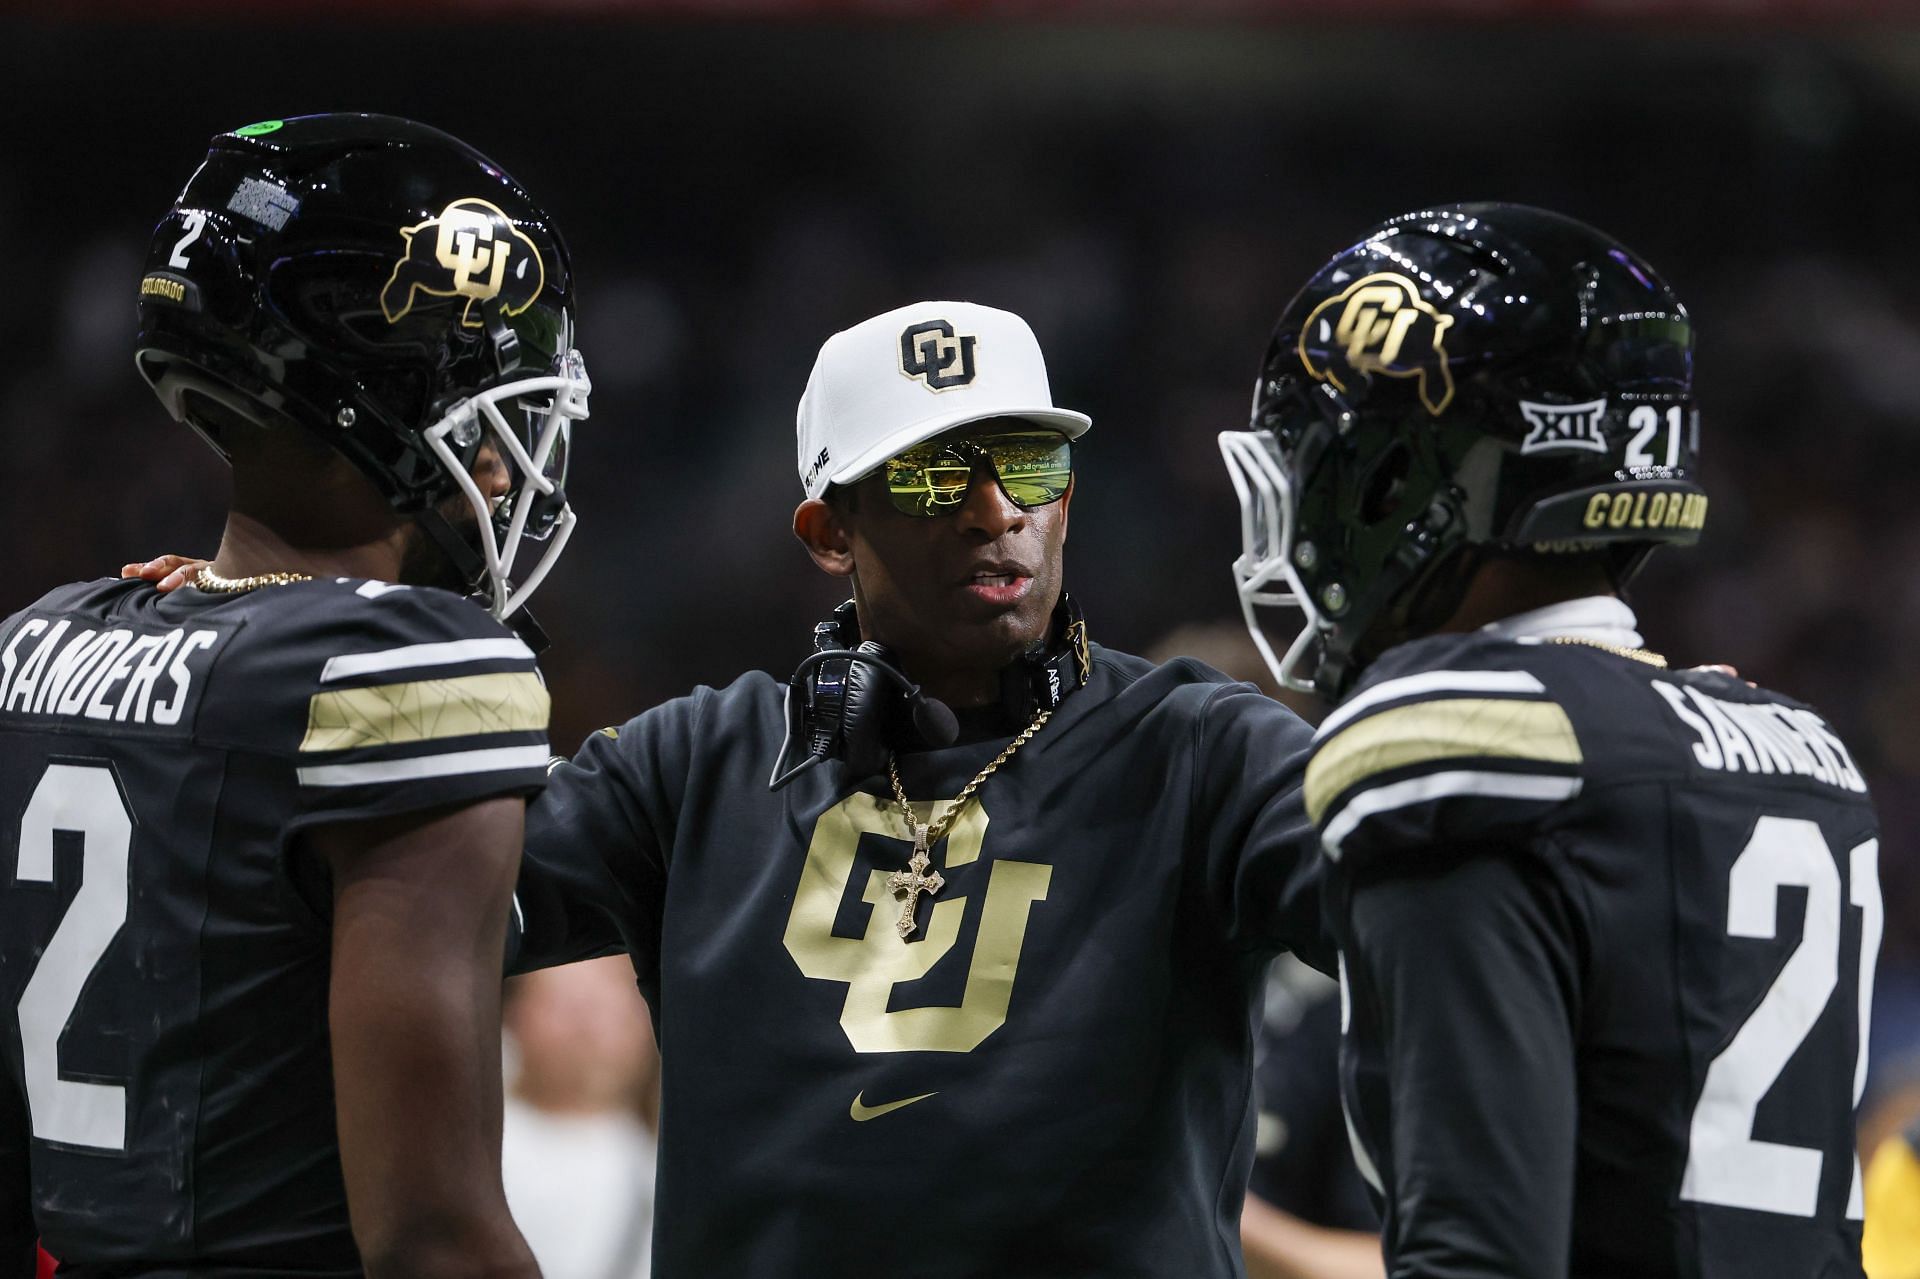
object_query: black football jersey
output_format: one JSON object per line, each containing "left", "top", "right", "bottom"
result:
{"left": 1247, "top": 960, "right": 1375, "bottom": 1232}
{"left": 514, "top": 646, "right": 1327, "bottom": 1278}
{"left": 0, "top": 576, "right": 550, "bottom": 1274}
{"left": 1310, "top": 631, "right": 1878, "bottom": 1279}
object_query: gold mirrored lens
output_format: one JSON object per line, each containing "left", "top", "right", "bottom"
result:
{"left": 883, "top": 430, "right": 1072, "bottom": 517}
{"left": 990, "top": 434, "right": 1072, "bottom": 505}
{"left": 884, "top": 453, "right": 969, "bottom": 515}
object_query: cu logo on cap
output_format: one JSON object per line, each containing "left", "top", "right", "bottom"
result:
{"left": 899, "top": 320, "right": 978, "bottom": 391}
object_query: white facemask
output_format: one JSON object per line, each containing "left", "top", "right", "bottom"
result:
{"left": 423, "top": 347, "right": 592, "bottom": 621}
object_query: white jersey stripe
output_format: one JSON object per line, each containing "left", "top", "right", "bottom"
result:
{"left": 296, "top": 744, "right": 550, "bottom": 788}
{"left": 1320, "top": 769, "right": 1582, "bottom": 860}
{"left": 1343, "top": 1096, "right": 1386, "bottom": 1196}
{"left": 351, "top": 580, "right": 411, "bottom": 600}
{"left": 1315, "top": 669, "right": 1548, "bottom": 742}
{"left": 320, "top": 638, "right": 534, "bottom": 684}
{"left": 1335, "top": 954, "right": 1385, "bottom": 1192}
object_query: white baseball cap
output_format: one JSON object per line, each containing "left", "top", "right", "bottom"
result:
{"left": 795, "top": 300, "right": 1092, "bottom": 499}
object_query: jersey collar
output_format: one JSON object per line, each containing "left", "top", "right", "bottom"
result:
{"left": 1478, "top": 594, "right": 1644, "bottom": 650}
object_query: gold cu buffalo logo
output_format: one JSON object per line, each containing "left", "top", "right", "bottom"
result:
{"left": 899, "top": 320, "right": 978, "bottom": 391}
{"left": 379, "top": 197, "right": 545, "bottom": 328}
{"left": 1298, "top": 272, "right": 1456, "bottom": 417}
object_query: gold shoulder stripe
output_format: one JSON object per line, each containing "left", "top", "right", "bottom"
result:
{"left": 302, "top": 671, "right": 549, "bottom": 753}
{"left": 1305, "top": 697, "right": 1581, "bottom": 826}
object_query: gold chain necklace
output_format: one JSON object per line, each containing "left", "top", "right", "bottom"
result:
{"left": 883, "top": 706, "right": 1051, "bottom": 940}
{"left": 193, "top": 566, "right": 316, "bottom": 594}
{"left": 1545, "top": 635, "right": 1669, "bottom": 668}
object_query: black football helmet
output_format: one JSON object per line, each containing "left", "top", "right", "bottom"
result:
{"left": 134, "top": 113, "right": 590, "bottom": 620}
{"left": 1219, "top": 203, "right": 1704, "bottom": 701}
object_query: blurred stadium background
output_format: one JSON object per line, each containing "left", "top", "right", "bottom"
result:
{"left": 6, "top": 6, "right": 1920, "bottom": 1272}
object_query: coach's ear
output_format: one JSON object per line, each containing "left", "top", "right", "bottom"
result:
{"left": 120, "top": 555, "right": 207, "bottom": 591}
{"left": 794, "top": 500, "right": 854, "bottom": 579}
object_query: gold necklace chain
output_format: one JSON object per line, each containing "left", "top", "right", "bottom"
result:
{"left": 888, "top": 707, "right": 1051, "bottom": 850}
{"left": 193, "top": 566, "right": 316, "bottom": 594}
{"left": 1545, "top": 635, "right": 1669, "bottom": 668}
{"left": 883, "top": 706, "right": 1051, "bottom": 939}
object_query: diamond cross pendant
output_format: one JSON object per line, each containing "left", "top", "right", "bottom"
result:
{"left": 887, "top": 831, "right": 946, "bottom": 940}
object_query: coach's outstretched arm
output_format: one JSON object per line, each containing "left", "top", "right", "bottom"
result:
{"left": 309, "top": 799, "right": 542, "bottom": 1279}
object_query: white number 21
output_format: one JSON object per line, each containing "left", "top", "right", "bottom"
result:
{"left": 1680, "top": 817, "right": 1880, "bottom": 1219}
{"left": 1625, "top": 404, "right": 1685, "bottom": 470}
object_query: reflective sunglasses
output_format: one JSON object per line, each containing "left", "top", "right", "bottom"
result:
{"left": 881, "top": 429, "right": 1074, "bottom": 517}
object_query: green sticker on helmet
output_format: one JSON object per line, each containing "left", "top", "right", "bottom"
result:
{"left": 233, "top": 120, "right": 285, "bottom": 137}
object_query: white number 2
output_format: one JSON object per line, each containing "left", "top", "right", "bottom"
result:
{"left": 1680, "top": 817, "right": 1879, "bottom": 1218}
{"left": 14, "top": 762, "right": 132, "bottom": 1151}
{"left": 1625, "top": 405, "right": 1684, "bottom": 470}
{"left": 167, "top": 210, "right": 206, "bottom": 270}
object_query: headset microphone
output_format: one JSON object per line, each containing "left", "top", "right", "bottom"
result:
{"left": 768, "top": 647, "right": 958, "bottom": 791}
{"left": 909, "top": 684, "right": 961, "bottom": 746}
{"left": 766, "top": 596, "right": 1087, "bottom": 792}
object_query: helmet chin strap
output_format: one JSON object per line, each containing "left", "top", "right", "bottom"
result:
{"left": 1346, "top": 542, "right": 1486, "bottom": 671}
{"left": 1606, "top": 542, "right": 1659, "bottom": 595}
{"left": 415, "top": 505, "right": 487, "bottom": 590}
{"left": 412, "top": 506, "right": 550, "bottom": 654}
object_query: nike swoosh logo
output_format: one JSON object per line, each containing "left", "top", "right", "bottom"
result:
{"left": 849, "top": 1090, "right": 937, "bottom": 1122}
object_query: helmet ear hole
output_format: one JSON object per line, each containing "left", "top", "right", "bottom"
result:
{"left": 182, "top": 390, "right": 265, "bottom": 444}
{"left": 1359, "top": 441, "right": 1413, "bottom": 525}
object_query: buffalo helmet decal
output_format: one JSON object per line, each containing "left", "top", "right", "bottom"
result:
{"left": 1297, "top": 272, "right": 1456, "bottom": 417}
{"left": 379, "top": 197, "right": 545, "bottom": 328}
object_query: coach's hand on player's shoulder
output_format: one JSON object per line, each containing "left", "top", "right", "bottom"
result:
{"left": 1687, "top": 662, "right": 1757, "bottom": 687}
{"left": 120, "top": 555, "right": 207, "bottom": 591}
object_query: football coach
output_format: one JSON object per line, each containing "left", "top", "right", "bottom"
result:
{"left": 511, "top": 299, "right": 1330, "bottom": 1278}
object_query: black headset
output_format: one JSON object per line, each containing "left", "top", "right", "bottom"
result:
{"left": 768, "top": 594, "right": 1091, "bottom": 790}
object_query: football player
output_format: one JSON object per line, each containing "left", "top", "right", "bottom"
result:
{"left": 1242, "top": 957, "right": 1380, "bottom": 1279}
{"left": 1, "top": 115, "right": 590, "bottom": 1276}
{"left": 509, "top": 301, "right": 1331, "bottom": 1276}
{"left": 1219, "top": 204, "right": 1880, "bottom": 1277}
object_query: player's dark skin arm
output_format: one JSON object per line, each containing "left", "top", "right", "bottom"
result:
{"left": 305, "top": 798, "right": 541, "bottom": 1279}
{"left": 1346, "top": 850, "right": 1579, "bottom": 1279}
